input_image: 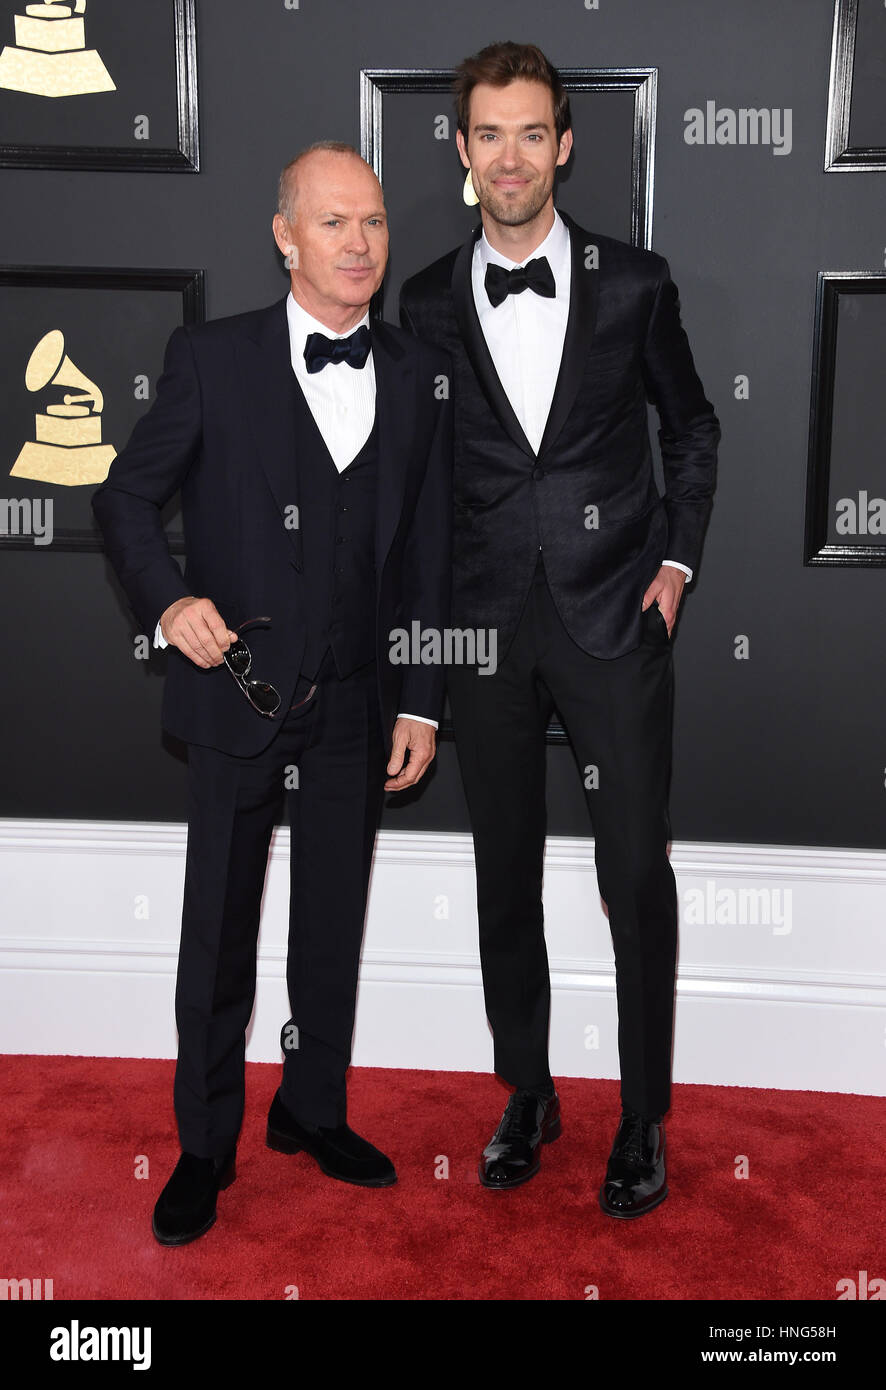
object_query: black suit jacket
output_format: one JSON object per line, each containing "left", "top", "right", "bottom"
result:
{"left": 399, "top": 211, "right": 719, "bottom": 661}
{"left": 92, "top": 295, "right": 453, "bottom": 758}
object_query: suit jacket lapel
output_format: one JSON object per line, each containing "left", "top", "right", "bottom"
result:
{"left": 449, "top": 212, "right": 601, "bottom": 459}
{"left": 450, "top": 228, "right": 535, "bottom": 458}
{"left": 371, "top": 318, "right": 415, "bottom": 574}
{"left": 238, "top": 300, "right": 415, "bottom": 580}
{"left": 238, "top": 295, "right": 304, "bottom": 568}
{"left": 537, "top": 211, "right": 600, "bottom": 457}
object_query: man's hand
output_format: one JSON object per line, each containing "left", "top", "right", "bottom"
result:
{"left": 384, "top": 717, "right": 436, "bottom": 792}
{"left": 641, "top": 566, "right": 686, "bottom": 638}
{"left": 159, "top": 596, "right": 238, "bottom": 668}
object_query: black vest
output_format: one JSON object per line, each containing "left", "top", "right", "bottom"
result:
{"left": 297, "top": 410, "right": 379, "bottom": 681}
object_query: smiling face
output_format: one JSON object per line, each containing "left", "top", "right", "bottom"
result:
{"left": 272, "top": 150, "right": 388, "bottom": 333}
{"left": 456, "top": 78, "right": 572, "bottom": 234}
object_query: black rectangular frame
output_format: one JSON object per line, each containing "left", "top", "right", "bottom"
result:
{"left": 824, "top": 0, "right": 886, "bottom": 172}
{"left": 360, "top": 65, "right": 657, "bottom": 252}
{"left": 0, "top": 262, "right": 204, "bottom": 551}
{"left": 0, "top": 0, "right": 199, "bottom": 171}
{"left": 804, "top": 270, "right": 886, "bottom": 566}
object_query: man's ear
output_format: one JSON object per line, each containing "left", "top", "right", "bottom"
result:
{"left": 271, "top": 213, "right": 293, "bottom": 257}
{"left": 556, "top": 128, "right": 574, "bottom": 168}
{"left": 455, "top": 128, "right": 471, "bottom": 171}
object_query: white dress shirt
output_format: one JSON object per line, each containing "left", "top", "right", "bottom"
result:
{"left": 470, "top": 208, "right": 692, "bottom": 583}
{"left": 154, "top": 291, "right": 436, "bottom": 728}
{"left": 286, "top": 292, "right": 376, "bottom": 471}
{"left": 473, "top": 207, "right": 571, "bottom": 455}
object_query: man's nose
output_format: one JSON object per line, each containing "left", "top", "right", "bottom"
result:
{"left": 346, "top": 226, "right": 371, "bottom": 255}
{"left": 498, "top": 139, "right": 521, "bottom": 167}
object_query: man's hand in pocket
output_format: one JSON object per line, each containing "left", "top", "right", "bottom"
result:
{"left": 641, "top": 567, "right": 686, "bottom": 638}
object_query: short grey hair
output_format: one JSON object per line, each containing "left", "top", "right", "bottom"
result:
{"left": 276, "top": 141, "right": 364, "bottom": 224}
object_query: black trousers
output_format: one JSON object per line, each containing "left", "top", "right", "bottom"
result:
{"left": 447, "top": 557, "right": 677, "bottom": 1119}
{"left": 172, "top": 653, "right": 386, "bottom": 1158}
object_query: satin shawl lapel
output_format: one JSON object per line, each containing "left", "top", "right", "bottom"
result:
{"left": 537, "top": 212, "right": 600, "bottom": 457}
{"left": 370, "top": 317, "right": 415, "bottom": 576}
{"left": 450, "top": 228, "right": 535, "bottom": 458}
{"left": 449, "top": 213, "right": 601, "bottom": 458}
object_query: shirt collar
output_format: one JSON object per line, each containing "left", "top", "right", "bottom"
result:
{"left": 286, "top": 291, "right": 370, "bottom": 355}
{"left": 477, "top": 207, "right": 569, "bottom": 273}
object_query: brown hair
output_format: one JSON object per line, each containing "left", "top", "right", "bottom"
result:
{"left": 454, "top": 41, "right": 571, "bottom": 143}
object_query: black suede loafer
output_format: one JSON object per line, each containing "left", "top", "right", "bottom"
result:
{"left": 599, "top": 1109, "right": 668, "bottom": 1219}
{"left": 152, "top": 1147, "right": 236, "bottom": 1246}
{"left": 479, "top": 1089, "right": 561, "bottom": 1189}
{"left": 266, "top": 1088, "right": 396, "bottom": 1187}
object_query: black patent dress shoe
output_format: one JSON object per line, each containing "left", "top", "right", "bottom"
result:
{"left": 479, "top": 1088, "right": 561, "bottom": 1189}
{"left": 152, "top": 1147, "right": 236, "bottom": 1246}
{"left": 266, "top": 1089, "right": 396, "bottom": 1187}
{"left": 599, "top": 1109, "right": 668, "bottom": 1218}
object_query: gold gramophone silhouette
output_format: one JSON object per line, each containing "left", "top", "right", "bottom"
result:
{"left": 10, "top": 329, "right": 116, "bottom": 486}
{"left": 0, "top": 0, "right": 115, "bottom": 98}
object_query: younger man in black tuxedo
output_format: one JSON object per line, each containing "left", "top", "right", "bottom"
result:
{"left": 93, "top": 144, "right": 452, "bottom": 1243}
{"left": 400, "top": 44, "right": 719, "bottom": 1216}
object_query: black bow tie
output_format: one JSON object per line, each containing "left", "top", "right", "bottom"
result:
{"left": 303, "top": 324, "right": 371, "bottom": 374}
{"left": 484, "top": 255, "right": 556, "bottom": 309}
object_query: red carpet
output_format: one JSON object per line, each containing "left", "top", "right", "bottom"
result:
{"left": 0, "top": 1055, "right": 882, "bottom": 1301}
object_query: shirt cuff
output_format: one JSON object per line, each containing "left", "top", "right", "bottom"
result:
{"left": 154, "top": 621, "right": 169, "bottom": 650}
{"left": 396, "top": 712, "right": 439, "bottom": 730}
{"left": 662, "top": 559, "right": 693, "bottom": 582}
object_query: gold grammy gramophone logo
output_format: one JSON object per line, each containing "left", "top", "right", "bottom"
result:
{"left": 0, "top": 0, "right": 115, "bottom": 98}
{"left": 10, "top": 329, "right": 116, "bottom": 486}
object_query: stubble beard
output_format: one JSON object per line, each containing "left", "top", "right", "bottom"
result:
{"left": 477, "top": 173, "right": 553, "bottom": 230}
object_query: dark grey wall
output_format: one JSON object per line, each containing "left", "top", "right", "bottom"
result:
{"left": 3, "top": 0, "right": 885, "bottom": 847}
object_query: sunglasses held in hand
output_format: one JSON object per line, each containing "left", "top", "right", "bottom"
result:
{"left": 222, "top": 617, "right": 281, "bottom": 717}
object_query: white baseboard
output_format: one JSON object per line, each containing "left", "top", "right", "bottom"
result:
{"left": 1, "top": 821, "right": 884, "bottom": 1095}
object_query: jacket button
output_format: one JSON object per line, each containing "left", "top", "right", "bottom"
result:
{"left": 532, "top": 464, "right": 545, "bottom": 480}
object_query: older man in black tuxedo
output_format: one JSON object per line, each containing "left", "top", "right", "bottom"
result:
{"left": 400, "top": 43, "right": 719, "bottom": 1217}
{"left": 93, "top": 143, "right": 452, "bottom": 1244}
